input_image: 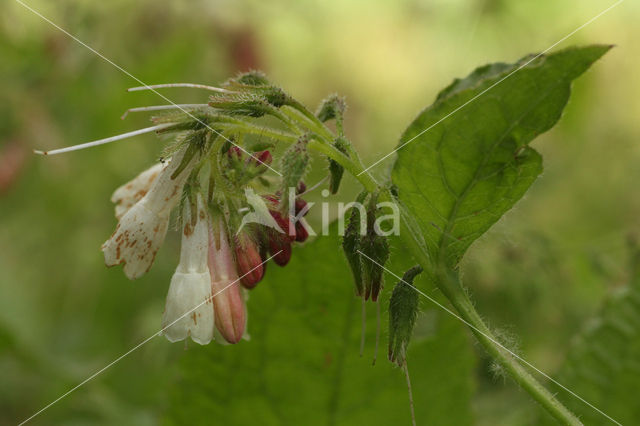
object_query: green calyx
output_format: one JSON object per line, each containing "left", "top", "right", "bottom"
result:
{"left": 279, "top": 135, "right": 309, "bottom": 210}
{"left": 316, "top": 93, "right": 346, "bottom": 123}
{"left": 328, "top": 137, "right": 348, "bottom": 194}
{"left": 388, "top": 265, "right": 423, "bottom": 367}
{"left": 342, "top": 190, "right": 369, "bottom": 296}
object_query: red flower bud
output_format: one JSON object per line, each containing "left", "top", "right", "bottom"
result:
{"left": 268, "top": 236, "right": 292, "bottom": 266}
{"left": 247, "top": 150, "right": 272, "bottom": 167}
{"left": 227, "top": 146, "right": 243, "bottom": 160}
{"left": 295, "top": 221, "right": 309, "bottom": 242}
{"left": 234, "top": 234, "right": 264, "bottom": 289}
{"left": 270, "top": 210, "right": 296, "bottom": 241}
{"left": 296, "top": 181, "right": 306, "bottom": 194}
{"left": 294, "top": 198, "right": 308, "bottom": 216}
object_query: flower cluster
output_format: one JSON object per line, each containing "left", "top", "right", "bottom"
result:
{"left": 40, "top": 71, "right": 371, "bottom": 347}
{"left": 102, "top": 142, "right": 309, "bottom": 345}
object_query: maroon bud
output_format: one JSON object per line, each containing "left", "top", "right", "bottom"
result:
{"left": 269, "top": 237, "right": 292, "bottom": 266}
{"left": 227, "top": 146, "right": 243, "bottom": 160}
{"left": 247, "top": 150, "right": 272, "bottom": 167}
{"left": 270, "top": 210, "right": 296, "bottom": 241}
{"left": 234, "top": 235, "right": 264, "bottom": 289}
{"left": 295, "top": 221, "right": 309, "bottom": 242}
{"left": 294, "top": 198, "right": 308, "bottom": 216}
{"left": 296, "top": 181, "right": 306, "bottom": 194}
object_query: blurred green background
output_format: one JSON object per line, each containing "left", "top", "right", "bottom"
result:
{"left": 1, "top": 0, "right": 639, "bottom": 424}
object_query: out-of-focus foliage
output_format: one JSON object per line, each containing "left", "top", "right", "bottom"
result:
{"left": 1, "top": 0, "right": 639, "bottom": 425}
{"left": 539, "top": 240, "right": 640, "bottom": 425}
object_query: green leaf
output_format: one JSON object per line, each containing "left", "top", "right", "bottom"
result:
{"left": 165, "top": 232, "right": 475, "bottom": 425}
{"left": 539, "top": 247, "right": 640, "bottom": 425}
{"left": 391, "top": 45, "right": 611, "bottom": 267}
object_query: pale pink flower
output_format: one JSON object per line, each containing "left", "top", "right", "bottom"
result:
{"left": 208, "top": 218, "right": 247, "bottom": 344}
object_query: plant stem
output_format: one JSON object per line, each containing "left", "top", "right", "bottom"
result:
{"left": 286, "top": 100, "right": 335, "bottom": 141}
{"left": 282, "top": 105, "right": 334, "bottom": 141}
{"left": 308, "top": 142, "right": 582, "bottom": 426}
{"left": 436, "top": 271, "right": 582, "bottom": 426}
{"left": 216, "top": 123, "right": 298, "bottom": 144}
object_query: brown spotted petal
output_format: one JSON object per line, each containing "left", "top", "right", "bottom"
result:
{"left": 161, "top": 195, "right": 214, "bottom": 345}
{"left": 111, "top": 162, "right": 166, "bottom": 220}
{"left": 102, "top": 147, "right": 194, "bottom": 279}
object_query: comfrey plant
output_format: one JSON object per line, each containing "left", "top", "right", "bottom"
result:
{"left": 37, "top": 46, "right": 618, "bottom": 425}
{"left": 40, "top": 71, "right": 326, "bottom": 345}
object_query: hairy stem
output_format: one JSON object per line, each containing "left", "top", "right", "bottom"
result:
{"left": 308, "top": 142, "right": 582, "bottom": 426}
{"left": 396, "top": 219, "right": 582, "bottom": 425}
{"left": 286, "top": 100, "right": 335, "bottom": 141}
{"left": 435, "top": 270, "right": 582, "bottom": 425}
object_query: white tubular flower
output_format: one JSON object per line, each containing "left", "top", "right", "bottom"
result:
{"left": 102, "top": 146, "right": 194, "bottom": 279}
{"left": 162, "top": 195, "right": 214, "bottom": 345}
{"left": 111, "top": 162, "right": 166, "bottom": 220}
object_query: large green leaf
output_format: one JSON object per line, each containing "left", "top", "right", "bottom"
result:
{"left": 165, "top": 232, "right": 475, "bottom": 425}
{"left": 539, "top": 247, "right": 640, "bottom": 425}
{"left": 391, "top": 45, "right": 611, "bottom": 267}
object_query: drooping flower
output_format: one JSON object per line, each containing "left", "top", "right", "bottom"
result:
{"left": 209, "top": 217, "right": 247, "bottom": 344}
{"left": 102, "top": 146, "right": 195, "bottom": 279}
{"left": 161, "top": 194, "right": 214, "bottom": 345}
{"left": 111, "top": 162, "right": 166, "bottom": 220}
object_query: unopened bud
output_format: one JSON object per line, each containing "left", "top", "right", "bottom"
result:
{"left": 361, "top": 233, "right": 389, "bottom": 301}
{"left": 234, "top": 70, "right": 270, "bottom": 86}
{"left": 361, "top": 193, "right": 390, "bottom": 301}
{"left": 316, "top": 94, "right": 346, "bottom": 123}
{"left": 294, "top": 198, "right": 308, "bottom": 216}
{"left": 295, "top": 221, "right": 309, "bottom": 242}
{"left": 246, "top": 150, "right": 272, "bottom": 169}
{"left": 261, "top": 86, "right": 287, "bottom": 108}
{"left": 268, "top": 236, "right": 292, "bottom": 266}
{"left": 388, "top": 266, "right": 422, "bottom": 366}
{"left": 328, "top": 137, "right": 348, "bottom": 194}
{"left": 234, "top": 234, "right": 264, "bottom": 289}
{"left": 208, "top": 219, "right": 246, "bottom": 344}
{"left": 227, "top": 146, "right": 243, "bottom": 161}
{"left": 280, "top": 136, "right": 309, "bottom": 208}
{"left": 342, "top": 192, "right": 367, "bottom": 296}
{"left": 270, "top": 210, "right": 296, "bottom": 240}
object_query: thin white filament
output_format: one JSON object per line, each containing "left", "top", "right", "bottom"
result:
{"left": 33, "top": 123, "right": 174, "bottom": 156}
{"left": 127, "top": 83, "right": 232, "bottom": 93}
{"left": 121, "top": 104, "right": 209, "bottom": 120}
